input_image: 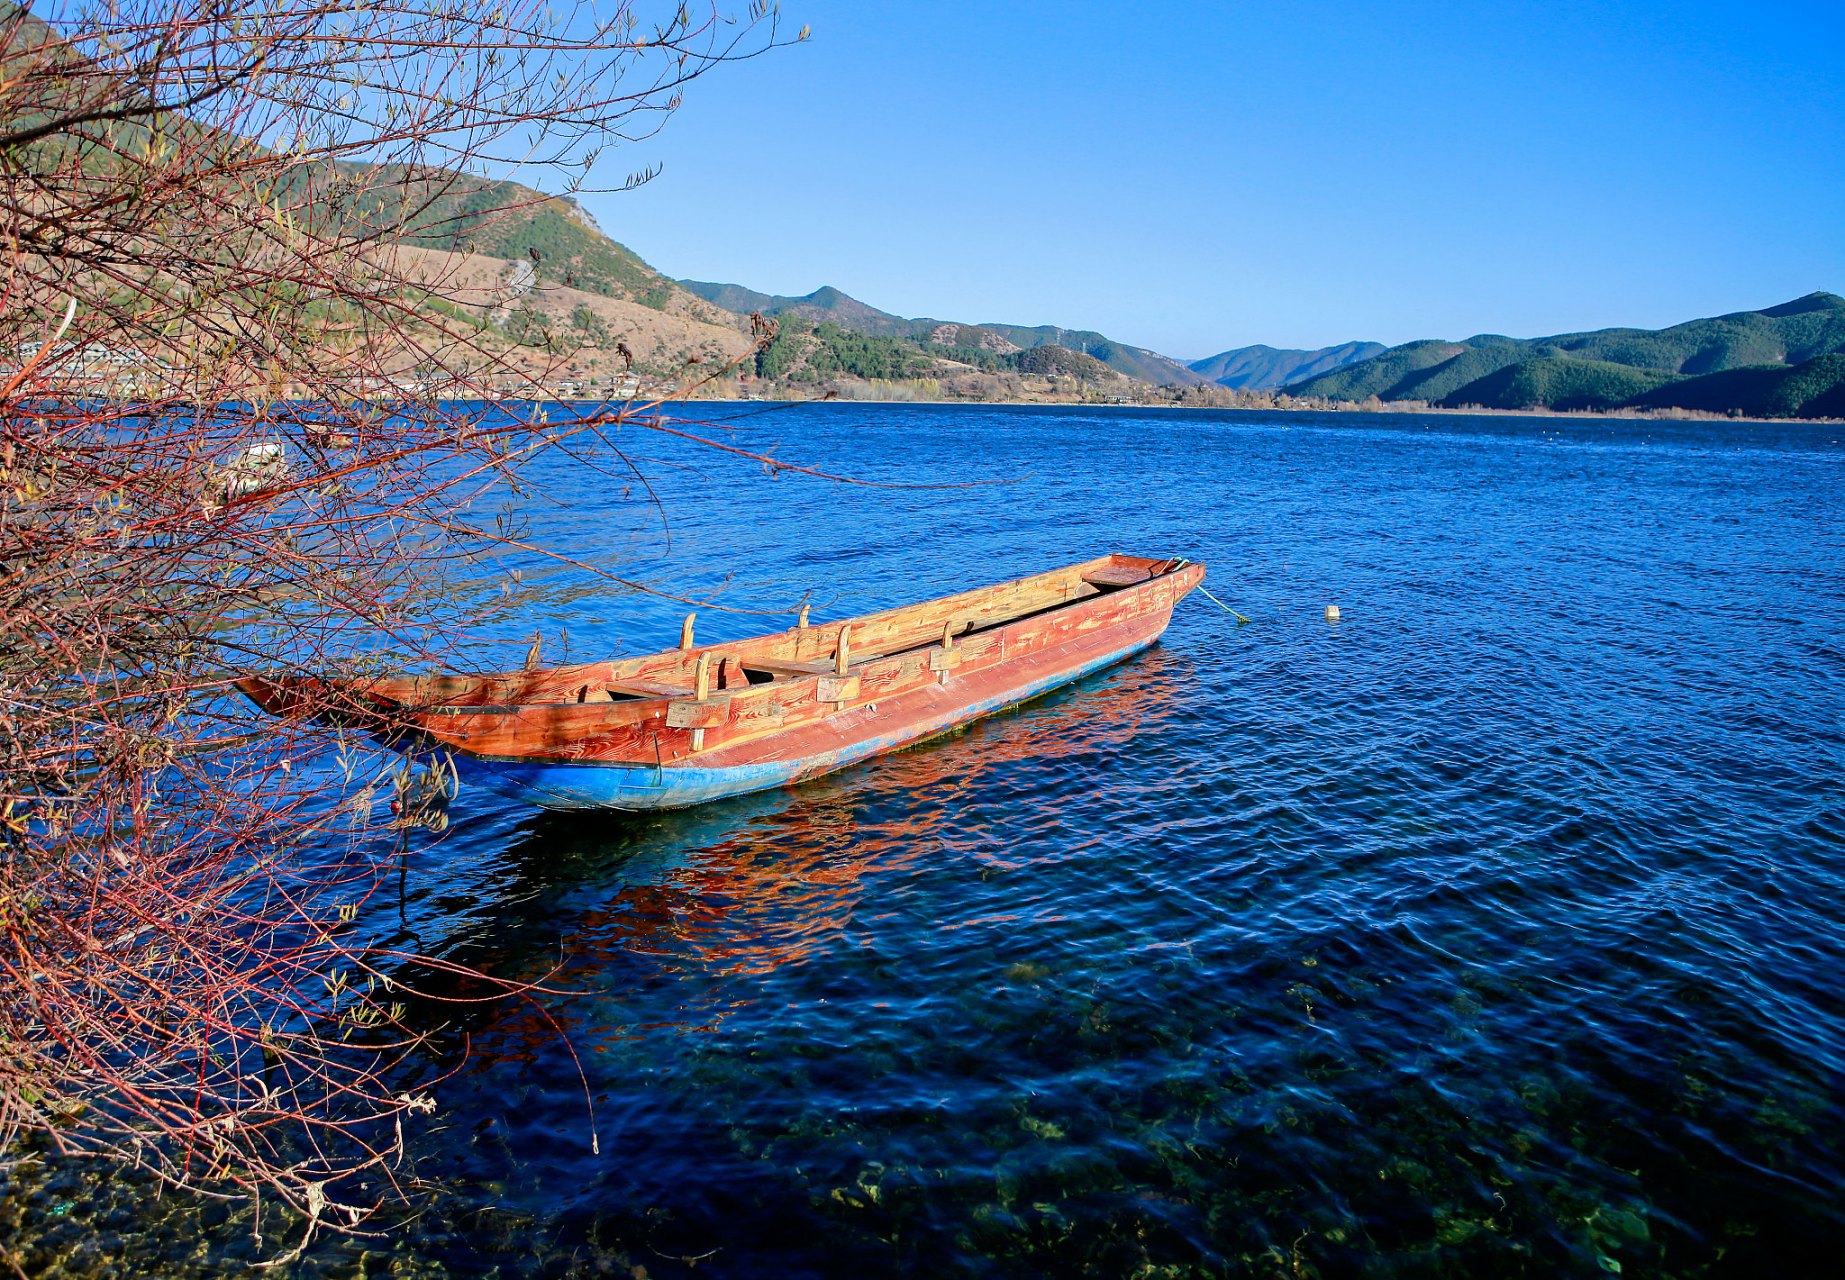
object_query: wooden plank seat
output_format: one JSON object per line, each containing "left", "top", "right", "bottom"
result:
{"left": 1083, "top": 565, "right": 1154, "bottom": 588}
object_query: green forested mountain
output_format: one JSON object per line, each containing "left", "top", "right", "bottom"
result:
{"left": 1187, "top": 341, "right": 1386, "bottom": 390}
{"left": 1288, "top": 293, "right": 1845, "bottom": 417}
{"left": 1622, "top": 353, "right": 1845, "bottom": 418}
{"left": 1432, "top": 357, "right": 1676, "bottom": 412}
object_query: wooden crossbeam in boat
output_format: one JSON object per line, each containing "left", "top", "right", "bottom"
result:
{"left": 743, "top": 658, "right": 837, "bottom": 678}
{"left": 606, "top": 677, "right": 694, "bottom": 700}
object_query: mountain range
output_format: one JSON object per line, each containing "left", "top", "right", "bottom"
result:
{"left": 386, "top": 182, "right": 1845, "bottom": 416}
{"left": 679, "top": 281, "right": 1224, "bottom": 386}
{"left": 677, "top": 279, "right": 1395, "bottom": 391}
{"left": 260, "top": 164, "right": 1845, "bottom": 418}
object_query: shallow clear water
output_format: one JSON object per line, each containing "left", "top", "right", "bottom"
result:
{"left": 19, "top": 404, "right": 1845, "bottom": 1276}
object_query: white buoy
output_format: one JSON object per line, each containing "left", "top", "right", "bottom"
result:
{"left": 1325, "top": 604, "right": 1342, "bottom": 621}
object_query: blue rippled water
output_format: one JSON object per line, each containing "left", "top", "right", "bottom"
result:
{"left": 38, "top": 403, "right": 1840, "bottom": 1278}
{"left": 368, "top": 403, "right": 1845, "bottom": 1278}
{"left": 298, "top": 402, "right": 1837, "bottom": 1280}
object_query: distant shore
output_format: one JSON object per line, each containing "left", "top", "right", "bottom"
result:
{"left": 684, "top": 391, "right": 1845, "bottom": 427}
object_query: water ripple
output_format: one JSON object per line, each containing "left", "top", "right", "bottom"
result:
{"left": 19, "top": 405, "right": 1844, "bottom": 1278}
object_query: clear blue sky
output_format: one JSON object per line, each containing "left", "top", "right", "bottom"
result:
{"left": 581, "top": 0, "right": 1845, "bottom": 360}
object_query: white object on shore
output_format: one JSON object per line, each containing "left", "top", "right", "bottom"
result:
{"left": 222, "top": 442, "right": 288, "bottom": 497}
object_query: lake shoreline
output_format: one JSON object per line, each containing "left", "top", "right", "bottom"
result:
{"left": 683, "top": 393, "right": 1845, "bottom": 427}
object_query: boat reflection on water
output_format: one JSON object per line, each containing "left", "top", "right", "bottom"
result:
{"left": 427, "top": 647, "right": 1194, "bottom": 1063}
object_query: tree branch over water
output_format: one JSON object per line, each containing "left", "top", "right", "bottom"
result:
{"left": 0, "top": 0, "right": 799, "bottom": 1252}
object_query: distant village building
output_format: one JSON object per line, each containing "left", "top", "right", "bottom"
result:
{"left": 3, "top": 341, "right": 175, "bottom": 393}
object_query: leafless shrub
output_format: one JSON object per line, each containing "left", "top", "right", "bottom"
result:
{"left": 0, "top": 0, "right": 796, "bottom": 1250}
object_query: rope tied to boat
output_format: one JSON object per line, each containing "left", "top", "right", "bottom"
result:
{"left": 1170, "top": 557, "right": 1251, "bottom": 624}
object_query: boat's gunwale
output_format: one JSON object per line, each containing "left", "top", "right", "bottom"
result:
{"left": 371, "top": 552, "right": 1187, "bottom": 713}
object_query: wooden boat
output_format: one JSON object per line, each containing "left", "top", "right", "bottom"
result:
{"left": 238, "top": 554, "right": 1204, "bottom": 811}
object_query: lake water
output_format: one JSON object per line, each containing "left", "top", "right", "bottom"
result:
{"left": 14, "top": 403, "right": 1845, "bottom": 1276}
